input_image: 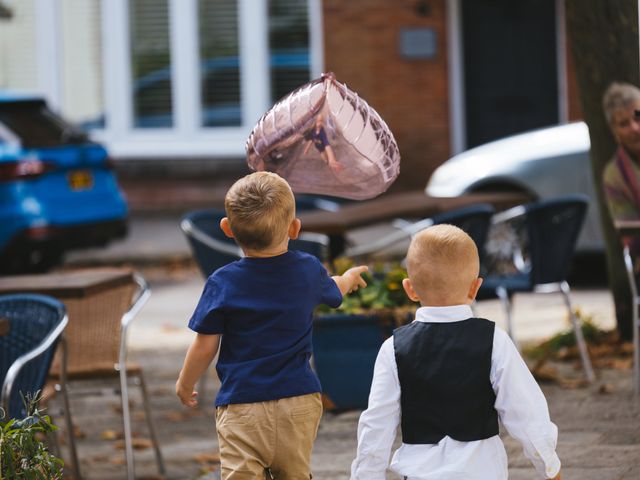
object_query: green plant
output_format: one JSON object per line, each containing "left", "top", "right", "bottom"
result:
{"left": 523, "top": 308, "right": 609, "bottom": 360}
{"left": 317, "top": 258, "right": 417, "bottom": 325}
{"left": 0, "top": 392, "right": 64, "bottom": 479}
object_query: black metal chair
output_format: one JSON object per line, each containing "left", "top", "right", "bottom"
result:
{"left": 344, "top": 203, "right": 495, "bottom": 260}
{"left": 0, "top": 294, "right": 79, "bottom": 478}
{"left": 180, "top": 208, "right": 243, "bottom": 278}
{"left": 478, "top": 194, "right": 595, "bottom": 382}
{"left": 180, "top": 208, "right": 331, "bottom": 276}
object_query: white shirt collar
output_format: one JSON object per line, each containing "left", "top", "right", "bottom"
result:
{"left": 414, "top": 305, "right": 474, "bottom": 323}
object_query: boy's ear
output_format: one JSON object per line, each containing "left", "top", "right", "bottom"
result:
{"left": 220, "top": 217, "right": 234, "bottom": 238}
{"left": 402, "top": 278, "right": 420, "bottom": 302}
{"left": 289, "top": 218, "right": 301, "bottom": 240}
{"left": 467, "top": 277, "right": 483, "bottom": 301}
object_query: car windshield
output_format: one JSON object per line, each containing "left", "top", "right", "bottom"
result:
{"left": 0, "top": 100, "right": 88, "bottom": 148}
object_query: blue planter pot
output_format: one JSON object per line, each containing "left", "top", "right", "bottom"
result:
{"left": 312, "top": 313, "right": 394, "bottom": 411}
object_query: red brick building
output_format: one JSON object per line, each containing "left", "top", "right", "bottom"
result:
{"left": 323, "top": 0, "right": 582, "bottom": 192}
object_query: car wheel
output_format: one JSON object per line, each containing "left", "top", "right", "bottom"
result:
{"left": 0, "top": 248, "right": 64, "bottom": 274}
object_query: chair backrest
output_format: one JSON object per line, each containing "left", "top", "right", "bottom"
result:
{"left": 431, "top": 203, "right": 495, "bottom": 261}
{"left": 181, "top": 207, "right": 330, "bottom": 278}
{"left": 180, "top": 208, "right": 242, "bottom": 278}
{"left": 295, "top": 195, "right": 341, "bottom": 213}
{"left": 0, "top": 294, "right": 67, "bottom": 419}
{"left": 524, "top": 194, "right": 588, "bottom": 285}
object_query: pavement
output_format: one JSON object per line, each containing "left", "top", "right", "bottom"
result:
{"left": 49, "top": 215, "right": 640, "bottom": 479}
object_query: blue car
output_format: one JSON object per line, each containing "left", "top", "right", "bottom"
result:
{"left": 0, "top": 92, "right": 128, "bottom": 273}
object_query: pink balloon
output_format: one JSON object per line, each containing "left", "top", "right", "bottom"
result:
{"left": 246, "top": 73, "right": 401, "bottom": 200}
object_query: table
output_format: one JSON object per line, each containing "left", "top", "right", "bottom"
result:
{"left": 299, "top": 191, "right": 530, "bottom": 258}
{"left": 614, "top": 221, "right": 640, "bottom": 396}
{"left": 0, "top": 268, "right": 135, "bottom": 374}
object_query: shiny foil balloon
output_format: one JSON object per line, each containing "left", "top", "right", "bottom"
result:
{"left": 246, "top": 73, "right": 400, "bottom": 200}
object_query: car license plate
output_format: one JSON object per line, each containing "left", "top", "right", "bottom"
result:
{"left": 67, "top": 170, "right": 93, "bottom": 191}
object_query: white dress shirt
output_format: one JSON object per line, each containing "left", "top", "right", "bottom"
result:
{"left": 350, "top": 305, "right": 561, "bottom": 480}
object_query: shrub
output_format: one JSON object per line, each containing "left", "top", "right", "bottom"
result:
{"left": 0, "top": 392, "right": 64, "bottom": 479}
{"left": 317, "top": 259, "right": 417, "bottom": 326}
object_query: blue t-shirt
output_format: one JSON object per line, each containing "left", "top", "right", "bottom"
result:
{"left": 188, "top": 250, "right": 343, "bottom": 406}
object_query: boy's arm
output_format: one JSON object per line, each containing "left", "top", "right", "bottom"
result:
{"left": 333, "top": 265, "right": 368, "bottom": 296}
{"left": 350, "top": 337, "right": 400, "bottom": 480}
{"left": 176, "top": 333, "right": 221, "bottom": 408}
{"left": 491, "top": 329, "right": 561, "bottom": 479}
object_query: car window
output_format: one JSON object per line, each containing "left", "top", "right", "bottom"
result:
{"left": 0, "top": 100, "right": 88, "bottom": 148}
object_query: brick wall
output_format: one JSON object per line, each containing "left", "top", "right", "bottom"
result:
{"left": 322, "top": 0, "right": 584, "bottom": 193}
{"left": 323, "top": 0, "right": 450, "bottom": 192}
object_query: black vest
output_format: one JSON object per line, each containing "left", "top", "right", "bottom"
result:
{"left": 393, "top": 317, "right": 499, "bottom": 444}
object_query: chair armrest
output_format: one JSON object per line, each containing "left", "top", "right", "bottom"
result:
{"left": 180, "top": 218, "right": 243, "bottom": 257}
{"left": 118, "top": 274, "right": 151, "bottom": 372}
{"left": 344, "top": 217, "right": 435, "bottom": 258}
{"left": 313, "top": 199, "right": 341, "bottom": 212}
{"left": 298, "top": 232, "right": 330, "bottom": 246}
{"left": 390, "top": 218, "right": 414, "bottom": 230}
{"left": 490, "top": 205, "right": 526, "bottom": 225}
{"left": 1, "top": 314, "right": 68, "bottom": 415}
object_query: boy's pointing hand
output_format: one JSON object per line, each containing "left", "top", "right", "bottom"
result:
{"left": 343, "top": 265, "right": 369, "bottom": 293}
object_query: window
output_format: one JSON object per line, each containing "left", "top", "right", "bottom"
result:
{"left": 129, "top": 0, "right": 173, "bottom": 128}
{"left": 198, "top": 0, "right": 241, "bottom": 127}
{"left": 268, "top": 0, "right": 311, "bottom": 102}
{"left": 84, "top": 0, "right": 322, "bottom": 156}
{"left": 60, "top": 0, "right": 105, "bottom": 129}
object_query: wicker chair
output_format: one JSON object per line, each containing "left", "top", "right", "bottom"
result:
{"left": 47, "top": 272, "right": 165, "bottom": 480}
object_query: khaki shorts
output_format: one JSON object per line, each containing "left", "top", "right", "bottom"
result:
{"left": 216, "top": 392, "right": 323, "bottom": 480}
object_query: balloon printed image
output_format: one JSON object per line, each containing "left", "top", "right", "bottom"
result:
{"left": 246, "top": 73, "right": 400, "bottom": 200}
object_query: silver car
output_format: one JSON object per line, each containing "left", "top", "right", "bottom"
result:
{"left": 425, "top": 122, "right": 602, "bottom": 253}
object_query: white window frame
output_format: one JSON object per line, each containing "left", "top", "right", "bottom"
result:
{"left": 90, "top": 0, "right": 323, "bottom": 159}
{"left": 446, "top": 0, "right": 568, "bottom": 155}
{"left": 36, "top": 0, "right": 63, "bottom": 111}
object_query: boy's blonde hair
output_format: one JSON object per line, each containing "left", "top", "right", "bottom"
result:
{"left": 406, "top": 224, "right": 479, "bottom": 304}
{"left": 224, "top": 172, "right": 295, "bottom": 250}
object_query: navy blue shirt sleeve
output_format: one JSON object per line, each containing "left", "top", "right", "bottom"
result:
{"left": 316, "top": 258, "right": 342, "bottom": 308}
{"left": 188, "top": 276, "right": 225, "bottom": 334}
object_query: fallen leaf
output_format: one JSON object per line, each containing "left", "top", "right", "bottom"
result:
{"left": 194, "top": 451, "right": 221, "bottom": 464}
{"left": 101, "top": 429, "right": 123, "bottom": 441}
{"left": 532, "top": 362, "right": 560, "bottom": 383}
{"left": 558, "top": 377, "right": 589, "bottom": 389}
{"left": 611, "top": 358, "right": 633, "bottom": 370}
{"left": 114, "top": 438, "right": 153, "bottom": 450}
{"left": 165, "top": 411, "right": 189, "bottom": 422}
{"left": 598, "top": 383, "right": 615, "bottom": 394}
{"left": 109, "top": 455, "right": 126, "bottom": 465}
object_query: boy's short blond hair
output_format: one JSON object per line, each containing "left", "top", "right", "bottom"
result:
{"left": 406, "top": 224, "right": 479, "bottom": 304}
{"left": 224, "top": 172, "right": 295, "bottom": 250}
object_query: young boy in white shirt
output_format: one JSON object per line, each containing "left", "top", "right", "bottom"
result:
{"left": 351, "top": 224, "right": 562, "bottom": 480}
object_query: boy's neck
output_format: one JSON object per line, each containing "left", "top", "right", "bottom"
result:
{"left": 419, "top": 298, "right": 474, "bottom": 307}
{"left": 242, "top": 240, "right": 289, "bottom": 258}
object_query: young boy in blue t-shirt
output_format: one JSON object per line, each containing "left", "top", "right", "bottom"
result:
{"left": 176, "top": 171, "right": 367, "bottom": 479}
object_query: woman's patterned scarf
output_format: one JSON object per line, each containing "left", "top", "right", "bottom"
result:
{"left": 615, "top": 146, "right": 640, "bottom": 209}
